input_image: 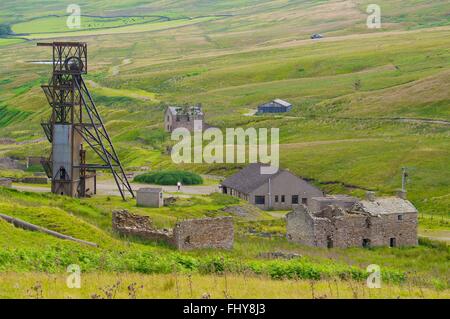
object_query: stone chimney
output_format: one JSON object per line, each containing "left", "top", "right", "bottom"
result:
{"left": 366, "top": 191, "right": 376, "bottom": 202}
{"left": 396, "top": 190, "right": 407, "bottom": 200}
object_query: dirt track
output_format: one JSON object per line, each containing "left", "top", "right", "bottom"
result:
{"left": 13, "top": 180, "right": 219, "bottom": 197}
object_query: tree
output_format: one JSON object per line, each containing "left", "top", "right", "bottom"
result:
{"left": 0, "top": 24, "right": 12, "bottom": 37}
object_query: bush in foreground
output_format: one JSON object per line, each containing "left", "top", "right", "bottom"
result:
{"left": 134, "top": 171, "right": 203, "bottom": 186}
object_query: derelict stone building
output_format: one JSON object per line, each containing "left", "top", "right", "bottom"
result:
{"left": 112, "top": 210, "right": 234, "bottom": 250}
{"left": 286, "top": 194, "right": 418, "bottom": 248}
{"left": 165, "top": 105, "right": 204, "bottom": 133}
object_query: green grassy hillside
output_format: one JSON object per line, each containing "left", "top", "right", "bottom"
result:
{"left": 1, "top": 0, "right": 449, "bottom": 41}
{"left": 0, "top": 24, "right": 448, "bottom": 218}
{"left": 0, "top": 187, "right": 448, "bottom": 294}
{"left": 0, "top": 0, "right": 448, "bottom": 298}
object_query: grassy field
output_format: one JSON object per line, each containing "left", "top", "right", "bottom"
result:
{"left": 11, "top": 15, "right": 165, "bottom": 34}
{"left": 0, "top": 5, "right": 447, "bottom": 219}
{"left": 0, "top": 187, "right": 448, "bottom": 295}
{"left": 1, "top": 272, "right": 448, "bottom": 299}
{"left": 19, "top": 16, "right": 221, "bottom": 39}
{"left": 0, "top": 0, "right": 448, "bottom": 298}
{"left": 0, "top": 38, "right": 26, "bottom": 47}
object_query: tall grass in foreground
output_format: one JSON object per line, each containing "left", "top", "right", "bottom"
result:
{"left": 0, "top": 272, "right": 447, "bottom": 299}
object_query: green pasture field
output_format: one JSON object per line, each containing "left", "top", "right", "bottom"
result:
{"left": 12, "top": 15, "right": 164, "bottom": 34}
{"left": 0, "top": 187, "right": 448, "bottom": 296}
{"left": 0, "top": 0, "right": 448, "bottom": 299}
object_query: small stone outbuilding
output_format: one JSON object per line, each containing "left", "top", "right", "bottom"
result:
{"left": 137, "top": 188, "right": 163, "bottom": 208}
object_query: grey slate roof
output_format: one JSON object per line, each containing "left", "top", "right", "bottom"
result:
{"left": 312, "top": 195, "right": 356, "bottom": 202}
{"left": 358, "top": 197, "right": 418, "bottom": 215}
{"left": 221, "top": 163, "right": 283, "bottom": 194}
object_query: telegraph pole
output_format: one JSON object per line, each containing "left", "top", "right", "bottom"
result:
{"left": 401, "top": 167, "right": 408, "bottom": 192}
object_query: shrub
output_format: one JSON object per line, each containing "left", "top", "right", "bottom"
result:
{"left": 0, "top": 24, "right": 11, "bottom": 37}
{"left": 134, "top": 171, "right": 203, "bottom": 186}
{"left": 25, "top": 164, "right": 44, "bottom": 173}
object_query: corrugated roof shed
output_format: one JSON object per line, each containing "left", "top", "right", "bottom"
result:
{"left": 273, "top": 99, "right": 292, "bottom": 107}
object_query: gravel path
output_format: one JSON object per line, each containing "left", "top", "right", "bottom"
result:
{"left": 13, "top": 180, "right": 220, "bottom": 197}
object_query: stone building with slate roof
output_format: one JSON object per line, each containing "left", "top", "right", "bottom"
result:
{"left": 286, "top": 194, "right": 418, "bottom": 248}
{"left": 221, "top": 163, "right": 324, "bottom": 210}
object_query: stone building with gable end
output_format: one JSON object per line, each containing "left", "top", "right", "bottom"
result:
{"left": 221, "top": 163, "right": 324, "bottom": 210}
{"left": 286, "top": 193, "right": 418, "bottom": 248}
{"left": 164, "top": 105, "right": 204, "bottom": 133}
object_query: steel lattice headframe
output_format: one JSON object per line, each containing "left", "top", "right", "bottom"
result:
{"left": 38, "top": 42, "right": 134, "bottom": 200}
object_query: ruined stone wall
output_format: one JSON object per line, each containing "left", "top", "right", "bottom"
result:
{"left": 166, "top": 110, "right": 204, "bottom": 133}
{"left": 112, "top": 210, "right": 173, "bottom": 244}
{"left": 287, "top": 206, "right": 418, "bottom": 248}
{"left": 173, "top": 217, "right": 234, "bottom": 250}
{"left": 372, "top": 213, "right": 418, "bottom": 246}
{"left": 0, "top": 138, "right": 15, "bottom": 145}
{"left": 331, "top": 214, "right": 371, "bottom": 248}
{"left": 309, "top": 196, "right": 357, "bottom": 212}
{"left": 331, "top": 212, "right": 418, "bottom": 248}
{"left": 27, "top": 156, "right": 45, "bottom": 167}
{"left": 289, "top": 212, "right": 374, "bottom": 248}
{"left": 310, "top": 217, "right": 333, "bottom": 247}
{"left": 286, "top": 208, "right": 316, "bottom": 246}
{"left": 21, "top": 177, "right": 48, "bottom": 184}
{"left": 0, "top": 157, "right": 25, "bottom": 170}
{"left": 0, "top": 178, "right": 12, "bottom": 188}
{"left": 112, "top": 210, "right": 234, "bottom": 250}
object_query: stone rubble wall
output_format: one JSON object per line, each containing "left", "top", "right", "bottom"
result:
{"left": 112, "top": 210, "right": 154, "bottom": 231}
{"left": 0, "top": 178, "right": 12, "bottom": 188}
{"left": 173, "top": 217, "right": 234, "bottom": 250}
{"left": 112, "top": 210, "right": 234, "bottom": 250}
{"left": 21, "top": 177, "right": 48, "bottom": 184}
{"left": 287, "top": 205, "right": 418, "bottom": 248}
{"left": 0, "top": 157, "right": 25, "bottom": 170}
{"left": 112, "top": 210, "right": 173, "bottom": 243}
{"left": 286, "top": 206, "right": 315, "bottom": 246}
